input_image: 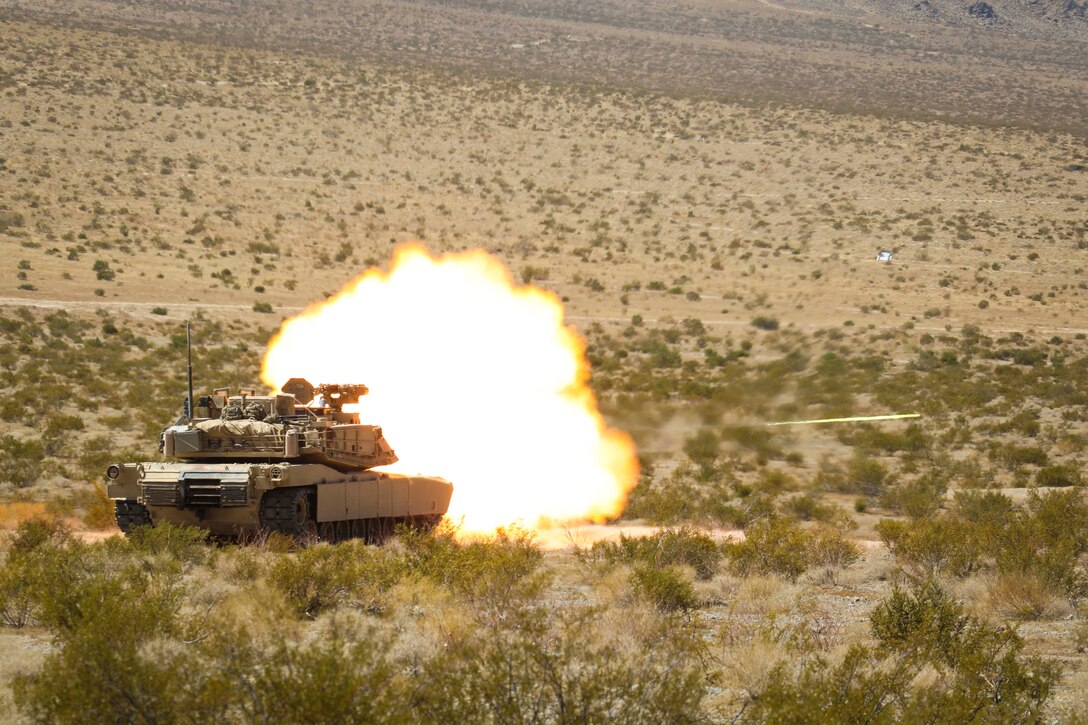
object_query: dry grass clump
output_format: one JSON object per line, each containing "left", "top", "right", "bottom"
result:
{"left": 720, "top": 574, "right": 799, "bottom": 617}
{"left": 0, "top": 503, "right": 50, "bottom": 530}
{"left": 982, "top": 572, "right": 1072, "bottom": 621}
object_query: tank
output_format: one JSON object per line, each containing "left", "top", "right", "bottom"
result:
{"left": 105, "top": 376, "right": 453, "bottom": 542}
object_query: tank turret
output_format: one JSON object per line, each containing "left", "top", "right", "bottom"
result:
{"left": 162, "top": 378, "right": 399, "bottom": 472}
{"left": 106, "top": 370, "right": 452, "bottom": 542}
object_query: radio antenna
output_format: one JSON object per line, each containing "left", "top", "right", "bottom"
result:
{"left": 186, "top": 321, "right": 195, "bottom": 421}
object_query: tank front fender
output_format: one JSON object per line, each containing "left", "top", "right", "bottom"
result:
{"left": 106, "top": 463, "right": 141, "bottom": 500}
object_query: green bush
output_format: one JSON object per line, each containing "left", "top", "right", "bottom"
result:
{"left": 953, "top": 489, "right": 1014, "bottom": 526}
{"left": 727, "top": 517, "right": 812, "bottom": 581}
{"left": 0, "top": 434, "right": 44, "bottom": 488}
{"left": 419, "top": 602, "right": 706, "bottom": 723}
{"left": 1036, "top": 463, "right": 1082, "bottom": 487}
{"left": 780, "top": 492, "right": 838, "bottom": 523}
{"left": 806, "top": 526, "right": 861, "bottom": 571}
{"left": 398, "top": 523, "right": 544, "bottom": 604}
{"left": 845, "top": 454, "right": 890, "bottom": 496}
{"left": 587, "top": 527, "right": 723, "bottom": 580}
{"left": 7, "top": 517, "right": 72, "bottom": 555}
{"left": 236, "top": 622, "right": 414, "bottom": 724}
{"left": 876, "top": 516, "right": 979, "bottom": 577}
{"left": 744, "top": 581, "right": 1060, "bottom": 722}
{"left": 92, "top": 259, "right": 114, "bottom": 281}
{"left": 0, "top": 520, "right": 73, "bottom": 628}
{"left": 879, "top": 469, "right": 948, "bottom": 519}
{"left": 12, "top": 547, "right": 707, "bottom": 724}
{"left": 992, "top": 444, "right": 1048, "bottom": 469}
{"left": 124, "top": 523, "right": 213, "bottom": 568}
{"left": 880, "top": 489, "right": 1088, "bottom": 594}
{"left": 267, "top": 541, "right": 402, "bottom": 617}
{"left": 631, "top": 565, "right": 698, "bottom": 612}
{"left": 682, "top": 429, "right": 720, "bottom": 478}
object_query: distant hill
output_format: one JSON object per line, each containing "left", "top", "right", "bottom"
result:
{"left": 902, "top": 0, "right": 1088, "bottom": 29}
{"left": 2, "top": 0, "right": 1085, "bottom": 135}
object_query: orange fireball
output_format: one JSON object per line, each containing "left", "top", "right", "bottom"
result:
{"left": 261, "top": 244, "right": 638, "bottom": 532}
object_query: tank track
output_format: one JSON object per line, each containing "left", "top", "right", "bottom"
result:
{"left": 258, "top": 487, "right": 444, "bottom": 544}
{"left": 259, "top": 486, "right": 317, "bottom": 537}
{"left": 115, "top": 500, "right": 152, "bottom": 534}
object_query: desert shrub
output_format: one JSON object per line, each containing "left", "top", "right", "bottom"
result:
{"left": 806, "top": 526, "right": 861, "bottom": 571}
{"left": 712, "top": 494, "right": 778, "bottom": 530}
{"left": 81, "top": 482, "right": 117, "bottom": 529}
{"left": 876, "top": 516, "right": 979, "bottom": 577}
{"left": 631, "top": 565, "right": 698, "bottom": 612}
{"left": 92, "top": 259, "right": 114, "bottom": 281}
{"left": 991, "top": 443, "right": 1048, "bottom": 469}
{"left": 744, "top": 581, "right": 1060, "bottom": 722}
{"left": 420, "top": 602, "right": 706, "bottom": 723}
{"left": 841, "top": 423, "right": 930, "bottom": 455}
{"left": 124, "top": 523, "right": 213, "bottom": 568}
{"left": 879, "top": 469, "right": 948, "bottom": 519}
{"left": 728, "top": 517, "right": 811, "bottom": 581}
{"left": 6, "top": 517, "right": 72, "bottom": 555}
{"left": 622, "top": 475, "right": 706, "bottom": 523}
{"left": 236, "top": 621, "right": 415, "bottom": 724}
{"left": 588, "top": 527, "right": 723, "bottom": 580}
{"left": 751, "top": 316, "right": 779, "bottom": 331}
{"left": 398, "top": 523, "right": 544, "bottom": 604}
{"left": 721, "top": 425, "right": 782, "bottom": 460}
{"left": 881, "top": 489, "right": 1088, "bottom": 594}
{"left": 870, "top": 579, "right": 971, "bottom": 657}
{"left": 0, "top": 520, "right": 70, "bottom": 628}
{"left": 1036, "top": 463, "right": 1082, "bottom": 487}
{"left": 1026, "top": 488, "right": 1088, "bottom": 554}
{"left": 0, "top": 434, "right": 44, "bottom": 488}
{"left": 871, "top": 580, "right": 1059, "bottom": 711}
{"left": 267, "top": 541, "right": 402, "bottom": 617}
{"left": 994, "top": 489, "right": 1088, "bottom": 597}
{"left": 780, "top": 492, "right": 836, "bottom": 522}
{"left": 751, "top": 469, "right": 798, "bottom": 495}
{"left": 844, "top": 454, "right": 890, "bottom": 496}
{"left": 0, "top": 559, "right": 39, "bottom": 628}
{"left": 953, "top": 489, "right": 1014, "bottom": 526}
{"left": 683, "top": 429, "right": 720, "bottom": 477}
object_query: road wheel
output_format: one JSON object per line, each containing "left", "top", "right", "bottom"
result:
{"left": 259, "top": 487, "right": 316, "bottom": 537}
{"left": 115, "top": 500, "right": 152, "bottom": 535}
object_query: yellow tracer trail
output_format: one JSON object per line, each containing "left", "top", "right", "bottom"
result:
{"left": 766, "top": 413, "right": 921, "bottom": 427}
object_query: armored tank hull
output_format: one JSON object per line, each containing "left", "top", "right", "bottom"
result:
{"left": 106, "top": 377, "right": 453, "bottom": 542}
{"left": 107, "top": 462, "right": 452, "bottom": 541}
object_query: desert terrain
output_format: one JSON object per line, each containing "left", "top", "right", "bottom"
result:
{"left": 0, "top": 1, "right": 1087, "bottom": 721}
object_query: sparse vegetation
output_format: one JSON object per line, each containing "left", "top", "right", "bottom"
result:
{"left": 0, "top": 5, "right": 1086, "bottom": 717}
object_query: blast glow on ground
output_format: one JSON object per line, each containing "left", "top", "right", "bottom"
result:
{"left": 261, "top": 244, "right": 639, "bottom": 533}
